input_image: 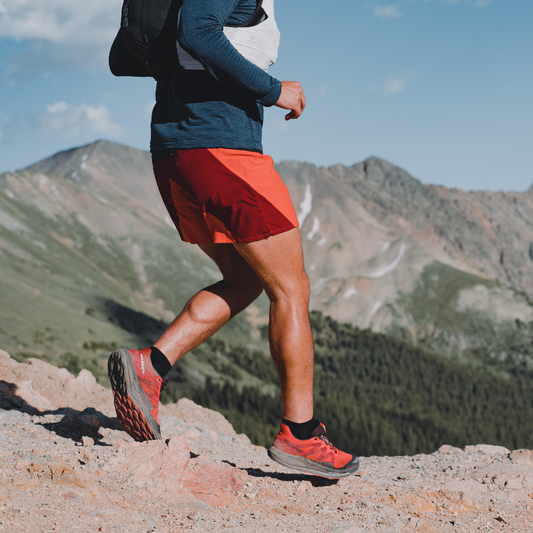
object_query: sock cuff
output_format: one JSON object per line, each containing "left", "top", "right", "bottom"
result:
{"left": 150, "top": 346, "right": 172, "bottom": 377}
{"left": 282, "top": 417, "right": 319, "bottom": 440}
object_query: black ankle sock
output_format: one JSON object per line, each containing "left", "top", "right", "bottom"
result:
{"left": 282, "top": 417, "right": 319, "bottom": 440}
{"left": 150, "top": 346, "right": 171, "bottom": 377}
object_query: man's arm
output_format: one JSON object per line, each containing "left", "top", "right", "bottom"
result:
{"left": 178, "top": 0, "right": 281, "bottom": 106}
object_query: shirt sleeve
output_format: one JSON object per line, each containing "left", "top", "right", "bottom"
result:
{"left": 178, "top": 0, "right": 282, "bottom": 107}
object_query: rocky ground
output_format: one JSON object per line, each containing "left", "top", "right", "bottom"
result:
{"left": 1, "top": 349, "right": 532, "bottom": 532}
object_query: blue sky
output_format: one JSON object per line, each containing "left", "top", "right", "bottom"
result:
{"left": 0, "top": 0, "right": 531, "bottom": 192}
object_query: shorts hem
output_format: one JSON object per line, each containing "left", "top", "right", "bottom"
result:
{"left": 184, "top": 223, "right": 298, "bottom": 245}
{"left": 233, "top": 223, "right": 299, "bottom": 244}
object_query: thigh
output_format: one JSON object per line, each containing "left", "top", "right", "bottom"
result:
{"left": 233, "top": 227, "right": 309, "bottom": 300}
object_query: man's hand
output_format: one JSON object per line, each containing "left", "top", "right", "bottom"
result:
{"left": 275, "top": 81, "right": 306, "bottom": 121}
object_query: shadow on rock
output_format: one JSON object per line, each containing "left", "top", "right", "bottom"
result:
{"left": 0, "top": 380, "right": 119, "bottom": 445}
{"left": 241, "top": 466, "right": 339, "bottom": 487}
{"left": 36, "top": 406, "right": 120, "bottom": 446}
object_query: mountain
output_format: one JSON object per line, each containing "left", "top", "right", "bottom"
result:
{"left": 2, "top": 140, "right": 533, "bottom": 458}
{"left": 24, "top": 140, "right": 163, "bottom": 218}
{"left": 0, "top": 141, "right": 269, "bottom": 382}
{"left": 279, "top": 158, "right": 533, "bottom": 357}
{"left": 2, "top": 140, "right": 533, "bottom": 372}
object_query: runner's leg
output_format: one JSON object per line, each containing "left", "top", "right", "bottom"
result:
{"left": 153, "top": 243, "right": 263, "bottom": 365}
{"left": 234, "top": 227, "right": 314, "bottom": 424}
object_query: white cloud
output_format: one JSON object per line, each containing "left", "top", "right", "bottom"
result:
{"left": 0, "top": 0, "right": 121, "bottom": 78}
{"left": 36, "top": 102, "right": 121, "bottom": 138}
{"left": 0, "top": 0, "right": 119, "bottom": 43}
{"left": 374, "top": 6, "right": 403, "bottom": 19}
{"left": 382, "top": 71, "right": 418, "bottom": 95}
{"left": 383, "top": 75, "right": 407, "bottom": 95}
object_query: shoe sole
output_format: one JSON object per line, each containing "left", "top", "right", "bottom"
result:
{"left": 108, "top": 349, "right": 161, "bottom": 441}
{"left": 267, "top": 445, "right": 359, "bottom": 479}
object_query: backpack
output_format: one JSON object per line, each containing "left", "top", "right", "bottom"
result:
{"left": 109, "top": 0, "right": 266, "bottom": 80}
{"left": 109, "top": 0, "right": 182, "bottom": 79}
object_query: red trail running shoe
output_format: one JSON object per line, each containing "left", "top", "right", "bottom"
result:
{"left": 108, "top": 348, "right": 168, "bottom": 441}
{"left": 268, "top": 422, "right": 359, "bottom": 479}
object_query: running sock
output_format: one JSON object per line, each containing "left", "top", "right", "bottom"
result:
{"left": 150, "top": 346, "right": 172, "bottom": 377}
{"left": 282, "top": 417, "right": 319, "bottom": 440}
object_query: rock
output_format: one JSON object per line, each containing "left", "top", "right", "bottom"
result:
{"left": 79, "top": 414, "right": 100, "bottom": 427}
{"left": 438, "top": 444, "right": 463, "bottom": 455}
{"left": 395, "top": 493, "right": 437, "bottom": 514}
{"left": 10, "top": 380, "right": 56, "bottom": 412}
{"left": 181, "top": 456, "right": 247, "bottom": 506}
{"left": 464, "top": 444, "right": 511, "bottom": 455}
{"left": 0, "top": 352, "right": 113, "bottom": 416}
{"left": 81, "top": 436, "right": 94, "bottom": 447}
{"left": 510, "top": 449, "right": 533, "bottom": 465}
{"left": 444, "top": 491, "right": 486, "bottom": 513}
{"left": 160, "top": 398, "right": 236, "bottom": 436}
{"left": 119, "top": 436, "right": 190, "bottom": 489}
{"left": 503, "top": 476, "right": 524, "bottom": 490}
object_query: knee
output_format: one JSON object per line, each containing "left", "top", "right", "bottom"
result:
{"left": 295, "top": 271, "right": 310, "bottom": 301}
{"left": 266, "top": 270, "right": 310, "bottom": 306}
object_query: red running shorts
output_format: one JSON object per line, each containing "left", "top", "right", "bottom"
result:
{"left": 152, "top": 148, "right": 299, "bottom": 244}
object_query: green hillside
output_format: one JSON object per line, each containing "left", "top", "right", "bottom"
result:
{"left": 390, "top": 261, "right": 533, "bottom": 367}
{"left": 0, "top": 170, "right": 269, "bottom": 383}
{"left": 161, "top": 310, "right": 533, "bottom": 457}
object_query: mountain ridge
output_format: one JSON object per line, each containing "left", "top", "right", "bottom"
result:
{"left": 24, "top": 140, "right": 165, "bottom": 221}
{"left": 3, "top": 139, "right": 532, "bottom": 367}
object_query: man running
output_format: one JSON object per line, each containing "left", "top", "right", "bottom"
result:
{"left": 108, "top": 0, "right": 359, "bottom": 479}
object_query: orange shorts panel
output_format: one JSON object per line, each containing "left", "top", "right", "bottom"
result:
{"left": 152, "top": 148, "right": 299, "bottom": 244}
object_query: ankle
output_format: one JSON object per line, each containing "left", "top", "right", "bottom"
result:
{"left": 282, "top": 417, "right": 319, "bottom": 440}
{"left": 150, "top": 346, "right": 171, "bottom": 377}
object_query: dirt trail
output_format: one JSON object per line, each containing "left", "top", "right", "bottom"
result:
{"left": 1, "top": 349, "right": 532, "bottom": 532}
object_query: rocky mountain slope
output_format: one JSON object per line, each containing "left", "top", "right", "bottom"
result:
{"left": 280, "top": 158, "right": 533, "bottom": 355}
{"left": 1, "top": 349, "right": 533, "bottom": 533}
{"left": 16, "top": 141, "right": 533, "bottom": 358}
{"left": 0, "top": 142, "right": 269, "bottom": 379}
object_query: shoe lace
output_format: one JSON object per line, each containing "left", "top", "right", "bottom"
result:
{"left": 318, "top": 435, "right": 339, "bottom": 454}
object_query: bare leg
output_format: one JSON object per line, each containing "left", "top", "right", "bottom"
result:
{"left": 234, "top": 228, "right": 314, "bottom": 423}
{"left": 154, "top": 243, "right": 263, "bottom": 365}
{"left": 154, "top": 228, "right": 313, "bottom": 424}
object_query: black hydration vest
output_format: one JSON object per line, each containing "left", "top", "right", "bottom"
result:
{"left": 109, "top": 0, "right": 266, "bottom": 79}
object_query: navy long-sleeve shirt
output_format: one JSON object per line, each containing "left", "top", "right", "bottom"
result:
{"left": 150, "top": 0, "right": 282, "bottom": 159}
